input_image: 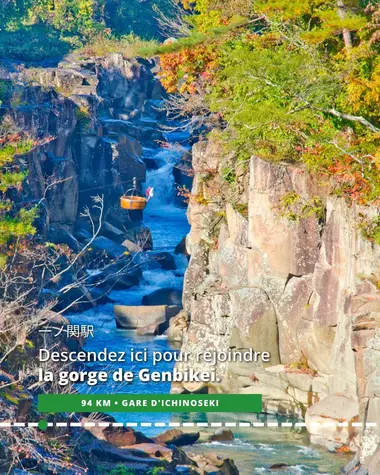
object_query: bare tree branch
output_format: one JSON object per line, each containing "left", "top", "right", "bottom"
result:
{"left": 154, "top": 0, "right": 192, "bottom": 38}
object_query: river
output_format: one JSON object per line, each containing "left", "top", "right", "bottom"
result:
{"left": 69, "top": 135, "right": 350, "bottom": 474}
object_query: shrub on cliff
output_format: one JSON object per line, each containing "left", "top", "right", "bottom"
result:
{"left": 0, "top": 133, "right": 37, "bottom": 263}
{"left": 79, "top": 34, "right": 159, "bottom": 59}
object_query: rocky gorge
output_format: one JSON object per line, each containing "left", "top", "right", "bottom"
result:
{"left": 173, "top": 138, "right": 380, "bottom": 472}
{"left": 1, "top": 51, "right": 189, "bottom": 314}
{"left": 1, "top": 48, "right": 380, "bottom": 475}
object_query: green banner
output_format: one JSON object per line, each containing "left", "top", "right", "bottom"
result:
{"left": 38, "top": 394, "right": 262, "bottom": 413}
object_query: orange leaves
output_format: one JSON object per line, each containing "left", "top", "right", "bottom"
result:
{"left": 159, "top": 44, "right": 219, "bottom": 94}
{"left": 159, "top": 53, "right": 180, "bottom": 93}
{"left": 336, "top": 445, "right": 351, "bottom": 453}
{"left": 327, "top": 159, "right": 373, "bottom": 204}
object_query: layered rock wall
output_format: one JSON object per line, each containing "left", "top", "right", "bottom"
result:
{"left": 1, "top": 53, "right": 164, "bottom": 235}
{"left": 176, "top": 139, "right": 380, "bottom": 461}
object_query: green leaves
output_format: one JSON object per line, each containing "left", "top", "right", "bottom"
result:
{"left": 0, "top": 135, "right": 37, "bottom": 250}
{"left": 0, "top": 172, "right": 27, "bottom": 192}
{"left": 0, "top": 208, "right": 38, "bottom": 245}
{"left": 208, "top": 40, "right": 335, "bottom": 161}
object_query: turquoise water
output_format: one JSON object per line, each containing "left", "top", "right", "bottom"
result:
{"left": 69, "top": 200, "right": 190, "bottom": 427}
{"left": 68, "top": 153, "right": 350, "bottom": 474}
{"left": 190, "top": 431, "right": 351, "bottom": 474}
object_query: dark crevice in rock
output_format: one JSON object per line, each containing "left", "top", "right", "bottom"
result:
{"left": 284, "top": 273, "right": 303, "bottom": 291}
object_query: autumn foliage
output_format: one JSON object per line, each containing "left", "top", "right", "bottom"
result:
{"left": 159, "top": 44, "right": 219, "bottom": 94}
{"left": 158, "top": 0, "right": 380, "bottom": 206}
{"left": 0, "top": 132, "right": 39, "bottom": 266}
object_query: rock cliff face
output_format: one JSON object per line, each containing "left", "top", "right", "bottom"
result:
{"left": 1, "top": 53, "right": 165, "bottom": 236}
{"left": 176, "top": 139, "right": 380, "bottom": 466}
{"left": 0, "top": 53, "right": 172, "bottom": 312}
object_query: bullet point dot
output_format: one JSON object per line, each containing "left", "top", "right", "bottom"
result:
{"left": 38, "top": 420, "right": 48, "bottom": 431}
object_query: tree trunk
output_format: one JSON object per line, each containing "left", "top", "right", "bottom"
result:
{"left": 337, "top": 0, "right": 353, "bottom": 50}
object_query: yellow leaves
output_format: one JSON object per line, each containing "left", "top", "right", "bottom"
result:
{"left": 255, "top": 0, "right": 328, "bottom": 20}
{"left": 181, "top": 0, "right": 193, "bottom": 9}
{"left": 256, "top": 0, "right": 366, "bottom": 51}
{"left": 182, "top": 0, "right": 252, "bottom": 32}
{"left": 347, "top": 76, "right": 379, "bottom": 115}
{"left": 159, "top": 44, "right": 219, "bottom": 94}
{"left": 301, "top": 12, "right": 366, "bottom": 45}
{"left": 0, "top": 253, "right": 7, "bottom": 270}
{"left": 344, "top": 50, "right": 380, "bottom": 118}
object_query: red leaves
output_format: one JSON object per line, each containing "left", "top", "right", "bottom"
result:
{"left": 327, "top": 160, "right": 372, "bottom": 204}
{"left": 159, "top": 45, "right": 219, "bottom": 94}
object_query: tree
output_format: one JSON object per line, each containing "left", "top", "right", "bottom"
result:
{"left": 103, "top": 0, "right": 173, "bottom": 39}
{"left": 0, "top": 128, "right": 38, "bottom": 266}
{"left": 337, "top": 0, "right": 353, "bottom": 49}
{"left": 158, "top": 0, "right": 380, "bottom": 205}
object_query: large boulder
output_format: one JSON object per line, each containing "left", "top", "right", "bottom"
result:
{"left": 155, "top": 429, "right": 200, "bottom": 447}
{"left": 305, "top": 395, "right": 360, "bottom": 450}
{"left": 97, "top": 54, "right": 151, "bottom": 109}
{"left": 151, "top": 252, "right": 177, "bottom": 271}
{"left": 175, "top": 236, "right": 189, "bottom": 257}
{"left": 78, "top": 435, "right": 164, "bottom": 473}
{"left": 187, "top": 453, "right": 239, "bottom": 475}
{"left": 114, "top": 304, "right": 181, "bottom": 335}
{"left": 48, "top": 280, "right": 107, "bottom": 314}
{"left": 123, "top": 224, "right": 153, "bottom": 251}
{"left": 81, "top": 417, "right": 154, "bottom": 446}
{"left": 142, "top": 288, "right": 183, "bottom": 307}
{"left": 209, "top": 429, "right": 234, "bottom": 443}
{"left": 92, "top": 259, "right": 142, "bottom": 290}
{"left": 122, "top": 238, "right": 143, "bottom": 253}
{"left": 139, "top": 126, "right": 165, "bottom": 147}
{"left": 73, "top": 226, "right": 92, "bottom": 243}
{"left": 103, "top": 427, "right": 154, "bottom": 448}
{"left": 166, "top": 310, "right": 189, "bottom": 343}
{"left": 100, "top": 221, "right": 125, "bottom": 243}
{"left": 126, "top": 443, "right": 173, "bottom": 461}
{"left": 86, "top": 236, "right": 127, "bottom": 258}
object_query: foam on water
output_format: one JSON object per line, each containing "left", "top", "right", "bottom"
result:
{"left": 198, "top": 439, "right": 255, "bottom": 450}
{"left": 256, "top": 444, "right": 277, "bottom": 452}
{"left": 152, "top": 147, "right": 185, "bottom": 165}
{"left": 297, "top": 446, "right": 321, "bottom": 458}
{"left": 142, "top": 268, "right": 183, "bottom": 288}
{"left": 146, "top": 162, "right": 175, "bottom": 207}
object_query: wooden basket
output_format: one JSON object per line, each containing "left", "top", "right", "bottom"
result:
{"left": 120, "top": 195, "right": 147, "bottom": 210}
